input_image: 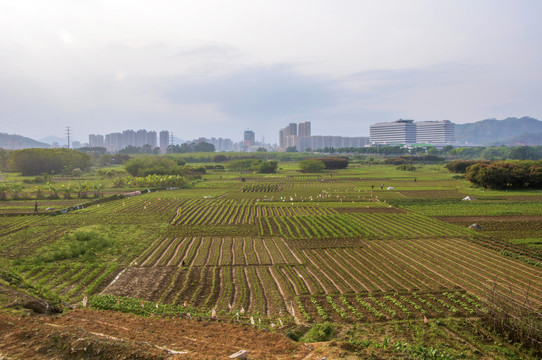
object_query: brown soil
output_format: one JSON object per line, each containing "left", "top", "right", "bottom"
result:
{"left": 0, "top": 309, "right": 313, "bottom": 360}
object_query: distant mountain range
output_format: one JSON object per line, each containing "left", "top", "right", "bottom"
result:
{"left": 455, "top": 116, "right": 542, "bottom": 146}
{"left": 39, "top": 135, "right": 69, "bottom": 146}
{"left": 0, "top": 133, "right": 50, "bottom": 150}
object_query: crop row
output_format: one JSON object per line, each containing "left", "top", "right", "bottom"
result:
{"left": 295, "top": 291, "right": 483, "bottom": 323}
{"left": 105, "top": 262, "right": 484, "bottom": 322}
{"left": 171, "top": 204, "right": 335, "bottom": 226}
{"left": 0, "top": 225, "right": 69, "bottom": 259}
{"left": 130, "top": 235, "right": 542, "bottom": 308}
{"left": 241, "top": 184, "right": 284, "bottom": 192}
{"left": 135, "top": 237, "right": 302, "bottom": 267}
{"left": 16, "top": 262, "right": 120, "bottom": 301}
{"left": 258, "top": 213, "right": 462, "bottom": 239}
{"left": 0, "top": 215, "right": 46, "bottom": 236}
{"left": 103, "top": 255, "right": 531, "bottom": 322}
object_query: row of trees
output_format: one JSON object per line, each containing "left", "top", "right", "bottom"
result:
{"left": 167, "top": 142, "right": 215, "bottom": 153}
{"left": 313, "top": 145, "right": 542, "bottom": 160}
{"left": 299, "top": 157, "right": 349, "bottom": 173}
{"left": 7, "top": 148, "right": 92, "bottom": 176}
{"left": 124, "top": 157, "right": 206, "bottom": 177}
{"left": 118, "top": 145, "right": 161, "bottom": 155}
{"left": 224, "top": 159, "right": 278, "bottom": 174}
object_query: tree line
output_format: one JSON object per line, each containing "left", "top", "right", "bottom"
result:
{"left": 6, "top": 148, "right": 92, "bottom": 176}
{"left": 313, "top": 145, "right": 542, "bottom": 160}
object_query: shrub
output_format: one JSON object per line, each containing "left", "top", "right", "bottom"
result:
{"left": 397, "top": 164, "right": 416, "bottom": 171}
{"left": 257, "top": 161, "right": 278, "bottom": 174}
{"left": 213, "top": 154, "right": 228, "bottom": 163}
{"left": 225, "top": 159, "right": 261, "bottom": 171}
{"left": 124, "top": 157, "right": 205, "bottom": 177}
{"left": 313, "top": 157, "right": 349, "bottom": 169}
{"left": 445, "top": 160, "right": 480, "bottom": 173}
{"left": 299, "top": 159, "right": 325, "bottom": 173}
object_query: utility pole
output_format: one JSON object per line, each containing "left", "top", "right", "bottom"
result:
{"left": 66, "top": 126, "right": 71, "bottom": 149}
{"left": 170, "top": 132, "right": 174, "bottom": 153}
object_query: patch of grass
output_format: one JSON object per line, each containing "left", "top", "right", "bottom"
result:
{"left": 300, "top": 322, "right": 336, "bottom": 342}
{"left": 29, "top": 227, "right": 112, "bottom": 263}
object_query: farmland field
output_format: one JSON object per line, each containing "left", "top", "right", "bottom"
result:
{"left": 1, "top": 163, "right": 541, "bottom": 358}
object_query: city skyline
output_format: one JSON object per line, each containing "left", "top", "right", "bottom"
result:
{"left": 1, "top": 1, "right": 542, "bottom": 143}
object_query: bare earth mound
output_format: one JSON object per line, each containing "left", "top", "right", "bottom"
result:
{"left": 0, "top": 309, "right": 312, "bottom": 359}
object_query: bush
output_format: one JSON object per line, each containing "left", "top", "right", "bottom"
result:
{"left": 313, "top": 157, "right": 349, "bottom": 169}
{"left": 445, "top": 160, "right": 481, "bottom": 173}
{"left": 225, "top": 159, "right": 261, "bottom": 171}
{"left": 397, "top": 164, "right": 416, "bottom": 171}
{"left": 299, "top": 159, "right": 325, "bottom": 173}
{"left": 285, "top": 325, "right": 310, "bottom": 342}
{"left": 124, "top": 157, "right": 205, "bottom": 177}
{"left": 257, "top": 161, "right": 278, "bottom": 174}
{"left": 213, "top": 154, "right": 228, "bottom": 163}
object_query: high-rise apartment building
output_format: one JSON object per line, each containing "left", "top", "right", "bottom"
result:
{"left": 370, "top": 119, "right": 417, "bottom": 145}
{"left": 415, "top": 120, "right": 455, "bottom": 145}
{"left": 298, "top": 121, "right": 311, "bottom": 137}
{"left": 279, "top": 123, "right": 298, "bottom": 148}
{"left": 89, "top": 134, "right": 104, "bottom": 147}
{"left": 160, "top": 130, "right": 170, "bottom": 153}
{"left": 278, "top": 121, "right": 368, "bottom": 151}
{"left": 96, "top": 129, "right": 160, "bottom": 152}
{"left": 244, "top": 130, "right": 255, "bottom": 147}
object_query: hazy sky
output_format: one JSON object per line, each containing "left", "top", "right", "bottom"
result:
{"left": 1, "top": 0, "right": 541, "bottom": 143}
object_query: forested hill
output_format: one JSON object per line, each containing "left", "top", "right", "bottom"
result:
{"left": 0, "top": 133, "right": 50, "bottom": 150}
{"left": 455, "top": 117, "right": 542, "bottom": 145}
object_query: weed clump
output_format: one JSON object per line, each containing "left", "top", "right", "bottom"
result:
{"left": 300, "top": 322, "right": 336, "bottom": 342}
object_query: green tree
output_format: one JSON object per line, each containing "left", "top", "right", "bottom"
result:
{"left": 257, "top": 161, "right": 278, "bottom": 174}
{"left": 8, "top": 148, "right": 91, "bottom": 176}
{"left": 225, "top": 159, "right": 261, "bottom": 171}
{"left": 213, "top": 154, "right": 228, "bottom": 163}
{"left": 510, "top": 146, "right": 537, "bottom": 160}
{"left": 299, "top": 159, "right": 325, "bottom": 173}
